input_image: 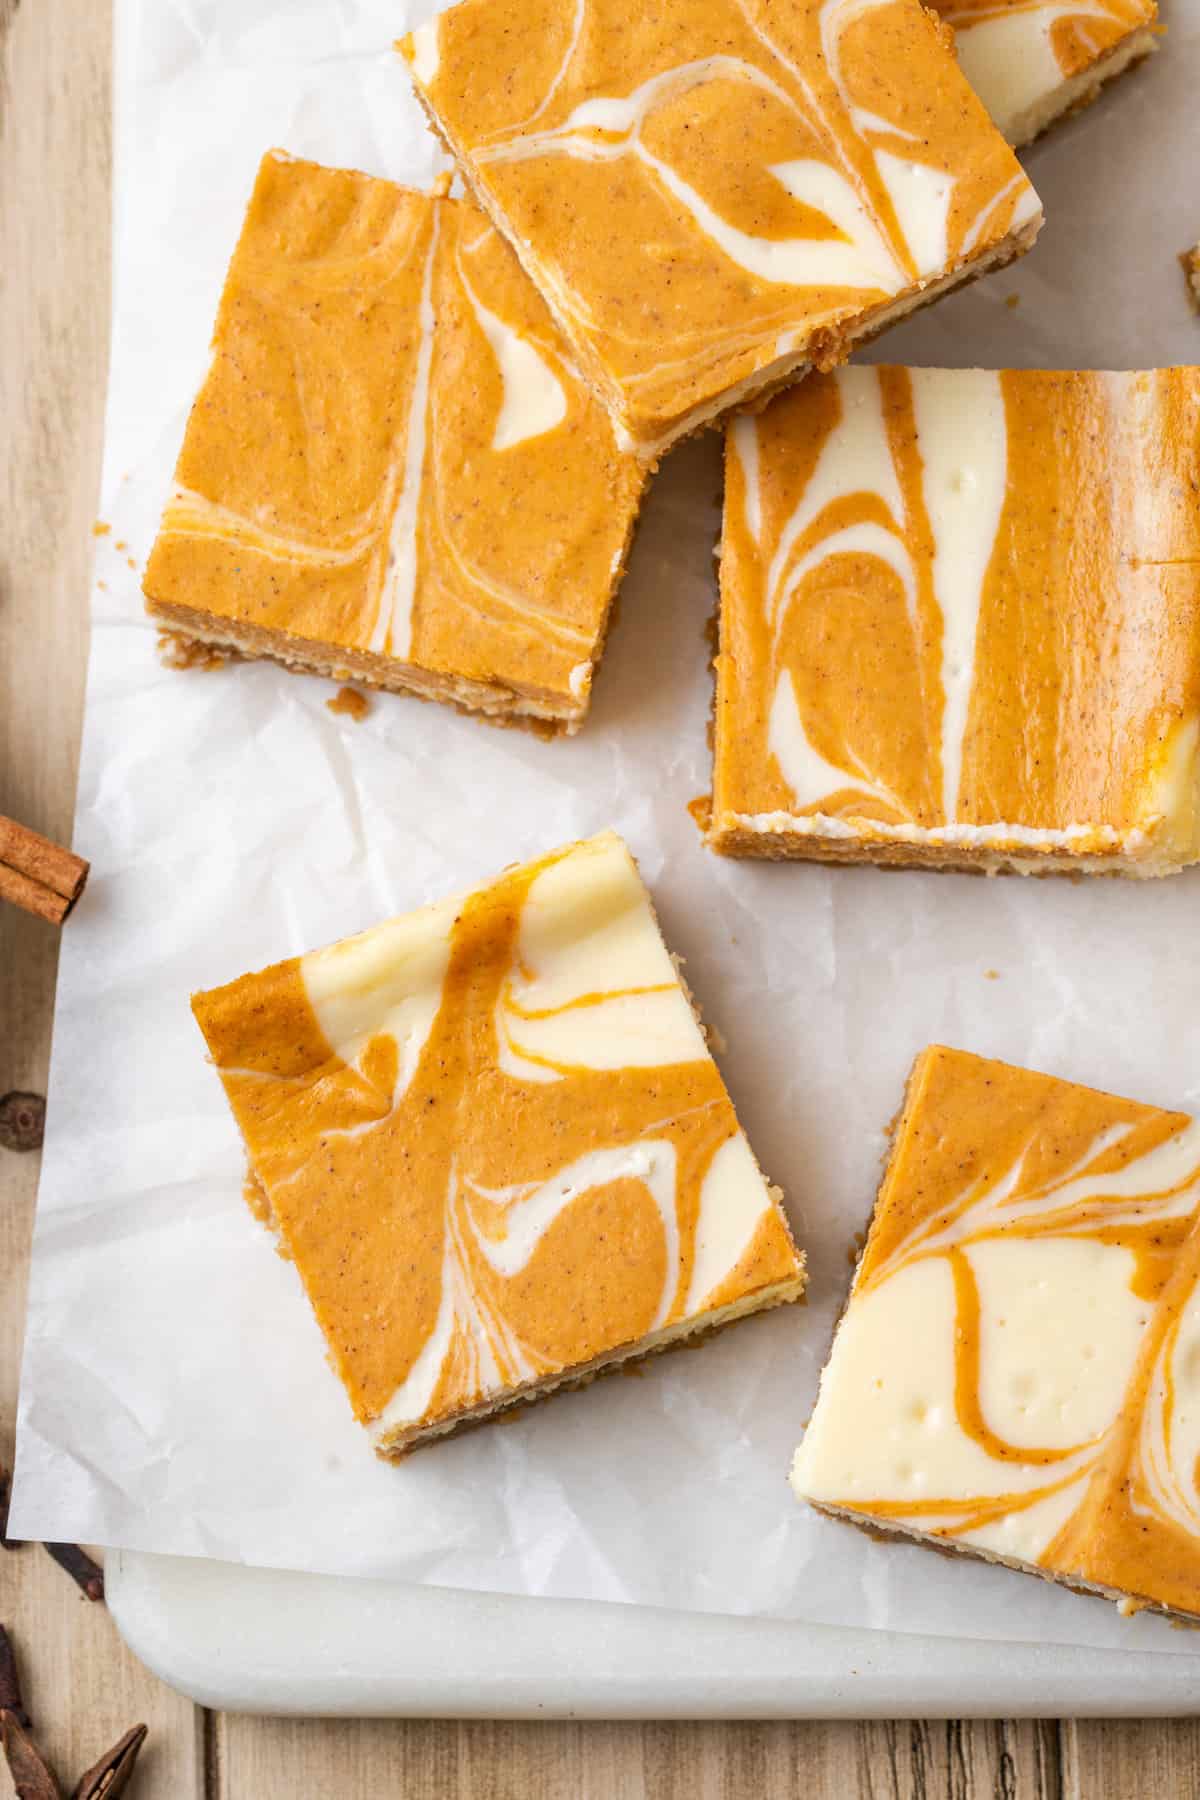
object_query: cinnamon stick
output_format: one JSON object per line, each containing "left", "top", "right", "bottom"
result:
{"left": 0, "top": 818, "right": 88, "bottom": 926}
{"left": 41, "top": 1545, "right": 104, "bottom": 1604}
{"left": 0, "top": 1624, "right": 31, "bottom": 1729}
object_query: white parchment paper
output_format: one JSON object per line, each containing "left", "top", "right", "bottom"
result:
{"left": 11, "top": 0, "right": 1200, "bottom": 1652}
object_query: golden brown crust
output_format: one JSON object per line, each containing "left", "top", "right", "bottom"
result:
{"left": 147, "top": 598, "right": 571, "bottom": 737}
{"left": 1000, "top": 24, "right": 1158, "bottom": 150}
{"left": 811, "top": 1499, "right": 1200, "bottom": 1629}
{"left": 706, "top": 819, "right": 1131, "bottom": 879}
{"left": 147, "top": 458, "right": 646, "bottom": 738}
{"left": 377, "top": 1277, "right": 805, "bottom": 1458}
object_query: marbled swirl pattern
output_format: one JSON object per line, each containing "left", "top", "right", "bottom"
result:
{"left": 712, "top": 366, "right": 1200, "bottom": 862}
{"left": 193, "top": 834, "right": 804, "bottom": 1453}
{"left": 144, "top": 153, "right": 644, "bottom": 723}
{"left": 793, "top": 1047, "right": 1200, "bottom": 1619}
{"left": 402, "top": 0, "right": 1041, "bottom": 454}
{"left": 930, "top": 0, "right": 1157, "bottom": 144}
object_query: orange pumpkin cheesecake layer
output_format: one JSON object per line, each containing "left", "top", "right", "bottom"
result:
{"left": 792, "top": 1046, "right": 1200, "bottom": 1622}
{"left": 711, "top": 366, "right": 1200, "bottom": 875}
{"left": 143, "top": 152, "right": 646, "bottom": 734}
{"left": 928, "top": 0, "right": 1156, "bottom": 148}
{"left": 192, "top": 831, "right": 805, "bottom": 1456}
{"left": 399, "top": 0, "right": 1042, "bottom": 462}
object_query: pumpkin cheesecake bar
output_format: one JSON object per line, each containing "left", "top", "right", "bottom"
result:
{"left": 399, "top": 0, "right": 1042, "bottom": 464}
{"left": 929, "top": 0, "right": 1157, "bottom": 148}
{"left": 192, "top": 831, "right": 805, "bottom": 1457}
{"left": 792, "top": 1046, "right": 1200, "bottom": 1624}
{"left": 143, "top": 152, "right": 646, "bottom": 734}
{"left": 709, "top": 366, "right": 1200, "bottom": 877}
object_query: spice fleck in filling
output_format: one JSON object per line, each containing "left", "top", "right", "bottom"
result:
{"left": 792, "top": 1046, "right": 1200, "bottom": 1622}
{"left": 710, "top": 366, "right": 1200, "bottom": 876}
{"left": 400, "top": 0, "right": 1042, "bottom": 462}
{"left": 192, "top": 832, "right": 805, "bottom": 1456}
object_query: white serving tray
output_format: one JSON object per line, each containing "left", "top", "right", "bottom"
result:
{"left": 108, "top": 1550, "right": 1200, "bottom": 1718}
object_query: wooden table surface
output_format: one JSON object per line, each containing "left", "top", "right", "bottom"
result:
{"left": 1, "top": 5, "right": 1197, "bottom": 1796}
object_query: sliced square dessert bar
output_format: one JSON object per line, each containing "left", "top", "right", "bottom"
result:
{"left": 792, "top": 1045, "right": 1200, "bottom": 1623}
{"left": 710, "top": 365, "right": 1200, "bottom": 876}
{"left": 930, "top": 0, "right": 1157, "bottom": 148}
{"left": 144, "top": 152, "right": 646, "bottom": 734}
{"left": 400, "top": 0, "right": 1042, "bottom": 463}
{"left": 192, "top": 831, "right": 805, "bottom": 1457}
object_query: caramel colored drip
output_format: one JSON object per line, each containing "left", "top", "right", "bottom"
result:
{"left": 840, "top": 1047, "right": 1200, "bottom": 1614}
{"left": 859, "top": 1050, "right": 1194, "bottom": 1295}
{"left": 144, "top": 154, "right": 642, "bottom": 705}
{"left": 847, "top": 1464, "right": 1087, "bottom": 1535}
{"left": 408, "top": 0, "right": 1032, "bottom": 442}
{"left": 948, "top": 1247, "right": 1091, "bottom": 1466}
{"left": 502, "top": 982, "right": 675, "bottom": 1021}
{"left": 714, "top": 367, "right": 1200, "bottom": 842}
{"left": 194, "top": 850, "right": 799, "bottom": 1428}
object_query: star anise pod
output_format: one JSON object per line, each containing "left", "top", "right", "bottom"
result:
{"left": 71, "top": 1724, "right": 147, "bottom": 1800}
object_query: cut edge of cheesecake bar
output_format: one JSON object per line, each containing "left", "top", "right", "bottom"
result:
{"left": 706, "top": 804, "right": 1200, "bottom": 878}
{"left": 410, "top": 81, "right": 1042, "bottom": 468}
{"left": 375, "top": 1266, "right": 806, "bottom": 1458}
{"left": 999, "top": 25, "right": 1158, "bottom": 151}
{"left": 244, "top": 1104, "right": 806, "bottom": 1463}
{"left": 143, "top": 474, "right": 644, "bottom": 737}
{"left": 243, "top": 1147, "right": 804, "bottom": 1459}
{"left": 802, "top": 1498, "right": 1200, "bottom": 1627}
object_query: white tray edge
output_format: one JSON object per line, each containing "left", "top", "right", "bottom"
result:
{"left": 107, "top": 1550, "right": 1200, "bottom": 1719}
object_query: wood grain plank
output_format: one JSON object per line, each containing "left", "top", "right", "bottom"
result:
{"left": 216, "top": 1716, "right": 1067, "bottom": 1798}
{"left": 1061, "top": 1718, "right": 1200, "bottom": 1800}
{"left": 0, "top": 2, "right": 204, "bottom": 1796}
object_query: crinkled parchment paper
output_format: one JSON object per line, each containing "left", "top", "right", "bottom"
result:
{"left": 11, "top": 0, "right": 1200, "bottom": 1652}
